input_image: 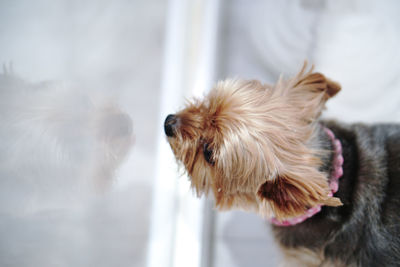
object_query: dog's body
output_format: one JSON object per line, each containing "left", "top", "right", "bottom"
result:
{"left": 275, "top": 121, "right": 400, "bottom": 266}
{"left": 164, "top": 65, "right": 400, "bottom": 266}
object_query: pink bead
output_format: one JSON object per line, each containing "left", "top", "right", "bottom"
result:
{"left": 336, "top": 167, "right": 343, "bottom": 178}
{"left": 324, "top": 128, "right": 335, "bottom": 139}
{"left": 334, "top": 140, "right": 342, "bottom": 154}
{"left": 336, "top": 154, "right": 344, "bottom": 167}
{"left": 330, "top": 181, "right": 339, "bottom": 192}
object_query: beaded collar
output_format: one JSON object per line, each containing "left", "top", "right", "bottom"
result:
{"left": 270, "top": 127, "right": 343, "bottom": 226}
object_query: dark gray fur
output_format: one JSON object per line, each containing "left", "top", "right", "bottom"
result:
{"left": 273, "top": 121, "right": 400, "bottom": 266}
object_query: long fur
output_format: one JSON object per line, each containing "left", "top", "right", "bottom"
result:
{"left": 168, "top": 64, "right": 341, "bottom": 219}
{"left": 165, "top": 64, "right": 400, "bottom": 266}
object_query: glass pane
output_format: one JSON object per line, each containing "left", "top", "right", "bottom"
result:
{"left": 0, "top": 1, "right": 166, "bottom": 266}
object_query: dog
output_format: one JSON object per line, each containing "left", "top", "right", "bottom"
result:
{"left": 164, "top": 64, "right": 400, "bottom": 266}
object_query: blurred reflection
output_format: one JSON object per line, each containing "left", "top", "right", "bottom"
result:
{"left": 0, "top": 0, "right": 165, "bottom": 266}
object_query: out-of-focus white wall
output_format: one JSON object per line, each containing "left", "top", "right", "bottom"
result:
{"left": 249, "top": 0, "right": 400, "bottom": 122}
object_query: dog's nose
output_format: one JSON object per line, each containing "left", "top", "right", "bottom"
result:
{"left": 164, "top": 114, "right": 178, "bottom": 137}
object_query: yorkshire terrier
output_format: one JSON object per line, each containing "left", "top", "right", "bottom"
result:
{"left": 164, "top": 64, "right": 400, "bottom": 266}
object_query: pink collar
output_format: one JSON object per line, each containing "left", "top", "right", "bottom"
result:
{"left": 270, "top": 127, "right": 344, "bottom": 226}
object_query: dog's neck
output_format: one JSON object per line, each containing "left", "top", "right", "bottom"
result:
{"left": 270, "top": 126, "right": 344, "bottom": 226}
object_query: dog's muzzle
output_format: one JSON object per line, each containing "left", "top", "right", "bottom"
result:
{"left": 164, "top": 114, "right": 178, "bottom": 137}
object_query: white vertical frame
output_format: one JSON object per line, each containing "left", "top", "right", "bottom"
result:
{"left": 146, "top": 1, "right": 221, "bottom": 267}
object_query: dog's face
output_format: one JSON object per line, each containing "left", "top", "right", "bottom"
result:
{"left": 165, "top": 66, "right": 342, "bottom": 220}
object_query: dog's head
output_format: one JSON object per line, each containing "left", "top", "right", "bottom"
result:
{"left": 164, "top": 65, "right": 342, "bottom": 220}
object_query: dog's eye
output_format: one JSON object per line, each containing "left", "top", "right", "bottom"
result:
{"left": 203, "top": 143, "right": 215, "bottom": 165}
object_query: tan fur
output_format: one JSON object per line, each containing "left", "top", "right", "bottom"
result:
{"left": 167, "top": 63, "right": 342, "bottom": 220}
{"left": 279, "top": 246, "right": 350, "bottom": 267}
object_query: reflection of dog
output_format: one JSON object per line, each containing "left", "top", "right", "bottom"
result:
{"left": 0, "top": 71, "right": 133, "bottom": 213}
{"left": 164, "top": 64, "right": 400, "bottom": 266}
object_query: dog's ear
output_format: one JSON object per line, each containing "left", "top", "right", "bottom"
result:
{"left": 294, "top": 71, "right": 341, "bottom": 98}
{"left": 256, "top": 172, "right": 342, "bottom": 220}
{"left": 276, "top": 63, "right": 341, "bottom": 121}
